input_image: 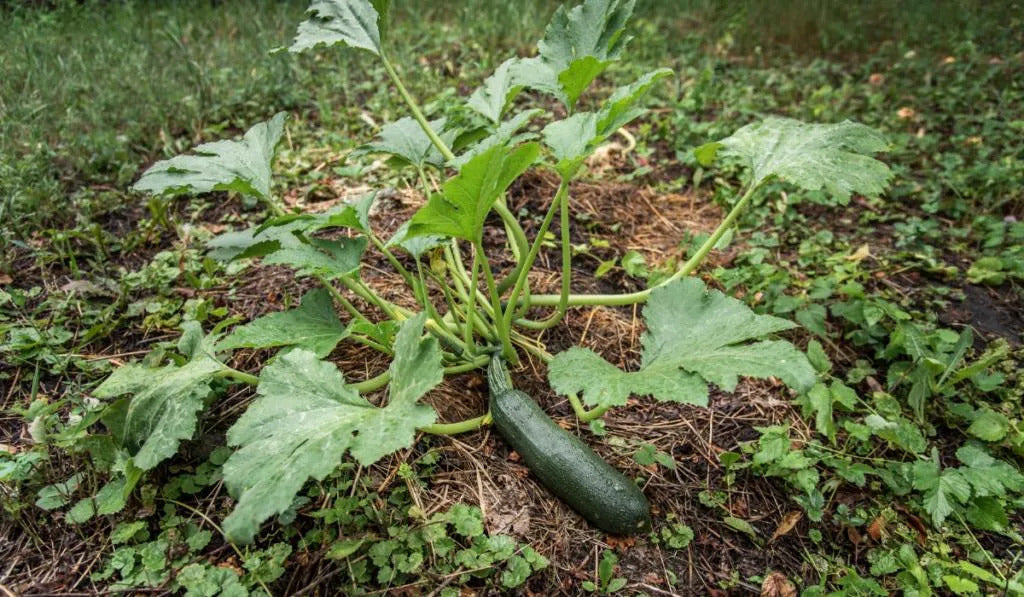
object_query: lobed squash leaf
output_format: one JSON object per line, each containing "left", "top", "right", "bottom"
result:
{"left": 358, "top": 117, "right": 454, "bottom": 169}
{"left": 216, "top": 288, "right": 349, "bottom": 358}
{"left": 407, "top": 142, "right": 539, "bottom": 242}
{"left": 549, "top": 278, "right": 817, "bottom": 409}
{"left": 262, "top": 236, "right": 367, "bottom": 279}
{"left": 288, "top": 0, "right": 388, "bottom": 56}
{"left": 512, "top": 0, "right": 635, "bottom": 108}
{"left": 468, "top": 58, "right": 526, "bottom": 124}
{"left": 221, "top": 313, "right": 442, "bottom": 543}
{"left": 696, "top": 117, "right": 892, "bottom": 204}
{"left": 93, "top": 323, "right": 226, "bottom": 471}
{"left": 133, "top": 113, "right": 286, "bottom": 201}
{"left": 542, "top": 68, "right": 671, "bottom": 177}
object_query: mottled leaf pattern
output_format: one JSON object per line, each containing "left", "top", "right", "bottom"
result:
{"left": 359, "top": 117, "right": 454, "bottom": 169}
{"left": 221, "top": 313, "right": 442, "bottom": 543}
{"left": 699, "top": 117, "right": 892, "bottom": 203}
{"left": 550, "top": 278, "right": 816, "bottom": 409}
{"left": 217, "top": 289, "right": 349, "bottom": 357}
{"left": 93, "top": 322, "right": 225, "bottom": 470}
{"left": 289, "top": 0, "right": 385, "bottom": 55}
{"left": 262, "top": 237, "right": 367, "bottom": 279}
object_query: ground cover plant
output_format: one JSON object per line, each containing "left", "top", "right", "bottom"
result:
{"left": 2, "top": 0, "right": 1022, "bottom": 594}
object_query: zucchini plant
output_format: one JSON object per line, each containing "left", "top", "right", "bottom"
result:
{"left": 84, "top": 0, "right": 892, "bottom": 543}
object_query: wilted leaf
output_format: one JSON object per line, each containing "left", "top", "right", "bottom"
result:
{"left": 761, "top": 572, "right": 797, "bottom": 597}
{"left": 768, "top": 511, "right": 803, "bottom": 543}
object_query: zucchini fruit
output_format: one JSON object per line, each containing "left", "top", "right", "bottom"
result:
{"left": 487, "top": 358, "right": 651, "bottom": 535}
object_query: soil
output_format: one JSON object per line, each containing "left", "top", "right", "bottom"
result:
{"left": 9, "top": 162, "right": 1018, "bottom": 595}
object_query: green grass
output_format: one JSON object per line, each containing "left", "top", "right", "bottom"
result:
{"left": 3, "top": 0, "right": 1019, "bottom": 241}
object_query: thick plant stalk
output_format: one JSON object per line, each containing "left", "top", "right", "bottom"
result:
{"left": 515, "top": 184, "right": 573, "bottom": 330}
{"left": 501, "top": 179, "right": 569, "bottom": 336}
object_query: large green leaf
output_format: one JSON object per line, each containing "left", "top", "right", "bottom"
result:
{"left": 451, "top": 109, "right": 542, "bottom": 169}
{"left": 262, "top": 236, "right": 367, "bottom": 279}
{"left": 513, "top": 0, "right": 635, "bottom": 108}
{"left": 206, "top": 220, "right": 308, "bottom": 262}
{"left": 697, "top": 118, "right": 892, "bottom": 204}
{"left": 549, "top": 278, "right": 816, "bottom": 409}
{"left": 467, "top": 58, "right": 525, "bottom": 124}
{"left": 358, "top": 117, "right": 454, "bottom": 169}
{"left": 221, "top": 313, "right": 442, "bottom": 543}
{"left": 542, "top": 68, "right": 670, "bottom": 176}
{"left": 407, "top": 143, "right": 539, "bottom": 242}
{"left": 216, "top": 289, "right": 349, "bottom": 358}
{"left": 133, "top": 113, "right": 286, "bottom": 201}
{"left": 255, "top": 192, "right": 376, "bottom": 236}
{"left": 289, "top": 0, "right": 386, "bottom": 56}
{"left": 93, "top": 323, "right": 225, "bottom": 470}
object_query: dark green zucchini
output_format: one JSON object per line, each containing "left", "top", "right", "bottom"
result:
{"left": 487, "top": 358, "right": 651, "bottom": 535}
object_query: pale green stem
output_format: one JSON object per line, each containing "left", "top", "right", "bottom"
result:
{"left": 502, "top": 179, "right": 568, "bottom": 334}
{"left": 348, "top": 334, "right": 393, "bottom": 355}
{"left": 415, "top": 260, "right": 445, "bottom": 325}
{"left": 514, "top": 184, "right": 572, "bottom": 329}
{"left": 351, "top": 357, "right": 488, "bottom": 397}
{"left": 443, "top": 354, "right": 490, "bottom": 374}
{"left": 450, "top": 241, "right": 490, "bottom": 308}
{"left": 463, "top": 251, "right": 481, "bottom": 356}
{"left": 524, "top": 182, "right": 761, "bottom": 307}
{"left": 494, "top": 199, "right": 530, "bottom": 295}
{"left": 367, "top": 230, "right": 416, "bottom": 291}
{"left": 381, "top": 54, "right": 456, "bottom": 163}
{"left": 352, "top": 371, "right": 390, "bottom": 393}
{"left": 320, "top": 277, "right": 372, "bottom": 324}
{"left": 419, "top": 413, "right": 491, "bottom": 435}
{"left": 214, "top": 367, "right": 259, "bottom": 386}
{"left": 510, "top": 336, "right": 608, "bottom": 421}
{"left": 475, "top": 239, "right": 514, "bottom": 360}
{"left": 341, "top": 276, "right": 401, "bottom": 320}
